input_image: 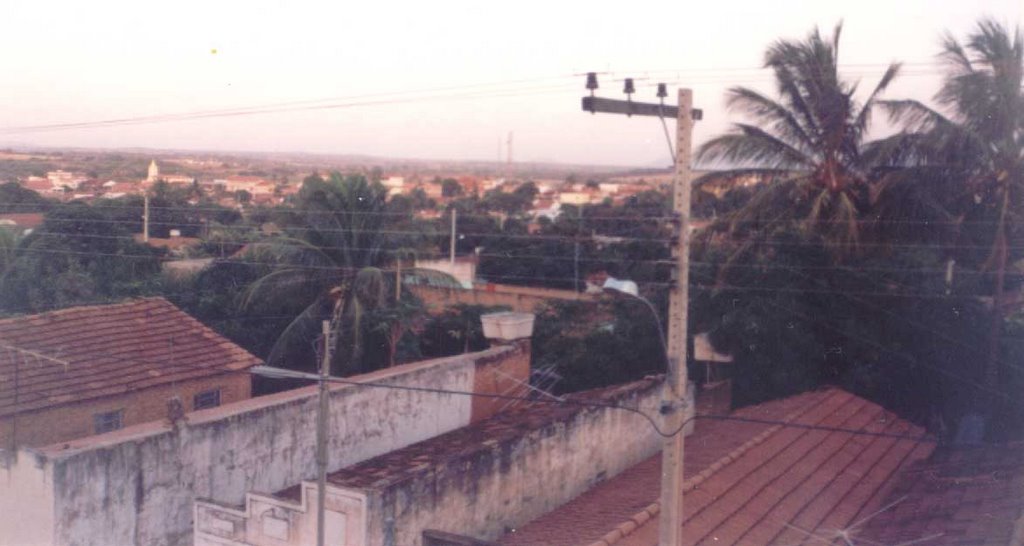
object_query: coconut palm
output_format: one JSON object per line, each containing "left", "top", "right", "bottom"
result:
{"left": 241, "top": 173, "right": 459, "bottom": 377}
{"left": 695, "top": 22, "right": 901, "bottom": 259}
{"left": 872, "top": 19, "right": 1023, "bottom": 393}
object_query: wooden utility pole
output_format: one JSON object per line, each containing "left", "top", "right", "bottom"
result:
{"left": 579, "top": 79, "right": 697, "bottom": 546}
{"left": 450, "top": 208, "right": 457, "bottom": 265}
{"left": 660, "top": 88, "right": 693, "bottom": 546}
{"left": 316, "top": 320, "right": 332, "bottom": 546}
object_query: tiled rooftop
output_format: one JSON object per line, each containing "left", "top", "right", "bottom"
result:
{"left": 0, "top": 297, "right": 261, "bottom": 417}
{"left": 0, "top": 213, "right": 45, "bottom": 229}
{"left": 858, "top": 442, "right": 1024, "bottom": 546}
{"left": 500, "top": 387, "right": 935, "bottom": 546}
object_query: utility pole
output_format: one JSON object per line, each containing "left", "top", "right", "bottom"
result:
{"left": 316, "top": 320, "right": 332, "bottom": 546}
{"left": 660, "top": 88, "right": 693, "bottom": 546}
{"left": 450, "top": 208, "right": 457, "bottom": 265}
{"left": 506, "top": 131, "right": 514, "bottom": 168}
{"left": 580, "top": 76, "right": 698, "bottom": 546}
{"left": 143, "top": 193, "right": 150, "bottom": 243}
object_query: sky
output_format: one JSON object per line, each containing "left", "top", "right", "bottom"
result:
{"left": 0, "top": 0, "right": 1020, "bottom": 167}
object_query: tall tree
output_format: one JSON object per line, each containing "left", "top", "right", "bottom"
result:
{"left": 874, "top": 19, "right": 1023, "bottom": 408}
{"left": 695, "top": 22, "right": 901, "bottom": 259}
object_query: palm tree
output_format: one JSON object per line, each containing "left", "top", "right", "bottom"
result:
{"left": 695, "top": 22, "right": 901, "bottom": 259}
{"left": 242, "top": 173, "right": 458, "bottom": 377}
{"left": 873, "top": 19, "right": 1023, "bottom": 395}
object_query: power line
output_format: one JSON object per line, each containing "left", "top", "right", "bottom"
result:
{"left": 0, "top": 81, "right": 583, "bottom": 135}
{"left": 0, "top": 63, "right": 955, "bottom": 136}
{"left": 0, "top": 200, "right": 688, "bottom": 224}
{"left": 764, "top": 299, "right": 1013, "bottom": 403}
{"left": 3, "top": 244, "right": 1008, "bottom": 300}
{"left": 775, "top": 260, "right": 1024, "bottom": 375}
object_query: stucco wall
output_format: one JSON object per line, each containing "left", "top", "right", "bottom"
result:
{"left": 193, "top": 379, "right": 670, "bottom": 546}
{"left": 363, "top": 380, "right": 668, "bottom": 546}
{"left": 378, "top": 383, "right": 663, "bottom": 545}
{"left": 0, "top": 450, "right": 54, "bottom": 546}
{"left": 0, "top": 344, "right": 527, "bottom": 546}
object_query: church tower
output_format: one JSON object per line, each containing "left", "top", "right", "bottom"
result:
{"left": 147, "top": 160, "right": 159, "bottom": 182}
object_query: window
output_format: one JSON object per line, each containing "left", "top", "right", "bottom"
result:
{"left": 193, "top": 389, "right": 221, "bottom": 410}
{"left": 93, "top": 410, "right": 123, "bottom": 434}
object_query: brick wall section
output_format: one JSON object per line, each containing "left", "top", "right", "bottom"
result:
{"left": 411, "top": 283, "right": 594, "bottom": 314}
{"left": 0, "top": 372, "right": 250, "bottom": 448}
{"left": 470, "top": 339, "right": 531, "bottom": 423}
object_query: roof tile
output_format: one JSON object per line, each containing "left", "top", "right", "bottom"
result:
{"left": 499, "top": 388, "right": 934, "bottom": 546}
{"left": 0, "top": 297, "right": 261, "bottom": 417}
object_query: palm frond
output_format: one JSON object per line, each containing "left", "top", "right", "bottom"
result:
{"left": 852, "top": 63, "right": 902, "bottom": 142}
{"left": 725, "top": 87, "right": 816, "bottom": 152}
{"left": 697, "top": 124, "right": 814, "bottom": 169}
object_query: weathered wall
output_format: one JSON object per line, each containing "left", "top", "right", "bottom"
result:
{"left": 1, "top": 372, "right": 251, "bottom": 449}
{"left": 0, "top": 450, "right": 54, "bottom": 546}
{"left": 411, "top": 283, "right": 593, "bottom": 314}
{"left": 195, "top": 483, "right": 367, "bottom": 546}
{"left": 367, "top": 380, "right": 667, "bottom": 546}
{"left": 0, "top": 344, "right": 528, "bottom": 546}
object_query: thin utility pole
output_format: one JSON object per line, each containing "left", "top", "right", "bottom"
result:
{"left": 449, "top": 208, "right": 457, "bottom": 265}
{"left": 574, "top": 207, "right": 581, "bottom": 293}
{"left": 660, "top": 88, "right": 693, "bottom": 546}
{"left": 316, "top": 320, "right": 332, "bottom": 546}
{"left": 580, "top": 78, "right": 698, "bottom": 546}
{"left": 143, "top": 193, "right": 150, "bottom": 242}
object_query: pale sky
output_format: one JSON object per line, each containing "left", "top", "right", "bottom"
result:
{"left": 0, "top": 0, "right": 1020, "bottom": 167}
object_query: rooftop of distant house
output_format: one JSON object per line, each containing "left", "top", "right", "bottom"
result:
{"left": 0, "top": 213, "right": 45, "bottom": 230}
{"left": 0, "top": 297, "right": 261, "bottom": 418}
{"left": 499, "top": 387, "right": 936, "bottom": 546}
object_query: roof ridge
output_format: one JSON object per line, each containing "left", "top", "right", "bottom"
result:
{"left": 584, "top": 387, "right": 842, "bottom": 546}
{"left": 0, "top": 296, "right": 169, "bottom": 326}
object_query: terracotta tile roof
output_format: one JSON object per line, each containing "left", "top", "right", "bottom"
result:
{"left": 22, "top": 179, "right": 54, "bottom": 192}
{"left": 0, "top": 297, "right": 261, "bottom": 417}
{"left": 0, "top": 213, "right": 45, "bottom": 229}
{"left": 499, "top": 388, "right": 935, "bottom": 546}
{"left": 274, "top": 378, "right": 662, "bottom": 502}
{"left": 857, "top": 442, "right": 1024, "bottom": 546}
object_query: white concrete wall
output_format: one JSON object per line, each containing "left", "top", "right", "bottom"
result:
{"left": 414, "top": 259, "right": 477, "bottom": 288}
{"left": 1, "top": 347, "right": 518, "bottom": 546}
{"left": 0, "top": 451, "right": 55, "bottom": 546}
{"left": 368, "top": 380, "right": 670, "bottom": 546}
{"left": 195, "top": 484, "right": 367, "bottom": 546}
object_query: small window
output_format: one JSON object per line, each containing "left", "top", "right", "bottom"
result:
{"left": 193, "top": 389, "right": 221, "bottom": 410}
{"left": 93, "top": 410, "right": 123, "bottom": 434}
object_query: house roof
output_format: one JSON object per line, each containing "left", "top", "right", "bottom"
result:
{"left": 499, "top": 387, "right": 935, "bottom": 546}
{"left": 857, "top": 442, "right": 1024, "bottom": 546}
{"left": 0, "top": 213, "right": 45, "bottom": 229}
{"left": 22, "top": 179, "right": 53, "bottom": 192}
{"left": 0, "top": 297, "right": 261, "bottom": 418}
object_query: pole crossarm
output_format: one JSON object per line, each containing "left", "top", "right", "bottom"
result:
{"left": 581, "top": 96, "right": 702, "bottom": 120}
